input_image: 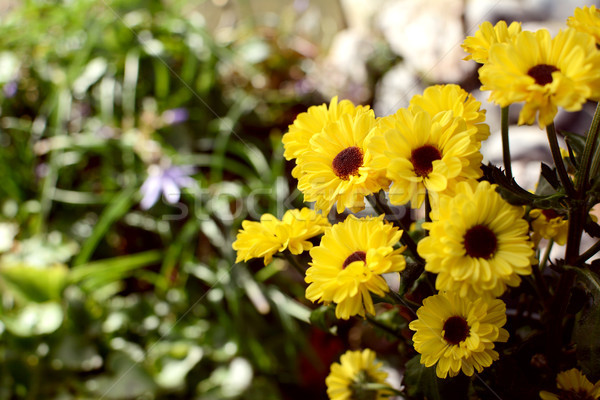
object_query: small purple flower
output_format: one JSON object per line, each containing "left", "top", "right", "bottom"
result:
{"left": 161, "top": 108, "right": 189, "bottom": 125}
{"left": 3, "top": 81, "right": 17, "bottom": 98}
{"left": 140, "top": 164, "right": 196, "bottom": 210}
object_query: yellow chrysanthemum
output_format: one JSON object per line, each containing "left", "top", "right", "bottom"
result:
{"left": 567, "top": 5, "right": 600, "bottom": 45}
{"left": 326, "top": 349, "right": 392, "bottom": 400}
{"left": 418, "top": 180, "right": 534, "bottom": 298}
{"left": 296, "top": 109, "right": 388, "bottom": 214}
{"left": 233, "top": 208, "right": 330, "bottom": 265}
{"left": 305, "top": 215, "right": 405, "bottom": 319}
{"left": 409, "top": 84, "right": 490, "bottom": 142}
{"left": 409, "top": 291, "right": 509, "bottom": 379}
{"left": 480, "top": 28, "right": 600, "bottom": 128}
{"left": 462, "top": 20, "right": 522, "bottom": 64}
{"left": 369, "top": 109, "right": 482, "bottom": 209}
{"left": 540, "top": 368, "right": 600, "bottom": 400}
{"left": 530, "top": 208, "right": 568, "bottom": 246}
{"left": 283, "top": 96, "right": 370, "bottom": 178}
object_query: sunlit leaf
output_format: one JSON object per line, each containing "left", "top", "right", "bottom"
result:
{"left": 1, "top": 302, "right": 63, "bottom": 336}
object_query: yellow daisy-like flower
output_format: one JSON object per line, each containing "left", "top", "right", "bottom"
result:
{"left": 326, "top": 349, "right": 392, "bottom": 400}
{"left": 369, "top": 109, "right": 482, "bottom": 209}
{"left": 409, "top": 291, "right": 509, "bottom": 379}
{"left": 462, "top": 20, "right": 522, "bottom": 64}
{"left": 480, "top": 28, "right": 600, "bottom": 128}
{"left": 409, "top": 84, "right": 490, "bottom": 142}
{"left": 283, "top": 96, "right": 370, "bottom": 178}
{"left": 297, "top": 109, "right": 388, "bottom": 214}
{"left": 567, "top": 6, "right": 600, "bottom": 45}
{"left": 418, "top": 180, "right": 534, "bottom": 298}
{"left": 233, "top": 208, "right": 330, "bottom": 265}
{"left": 530, "top": 208, "right": 568, "bottom": 246}
{"left": 305, "top": 215, "right": 405, "bottom": 319}
{"left": 540, "top": 368, "right": 600, "bottom": 400}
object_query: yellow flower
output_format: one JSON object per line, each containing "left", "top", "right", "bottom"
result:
{"left": 480, "top": 28, "right": 600, "bottom": 128}
{"left": 296, "top": 109, "right": 388, "bottom": 214}
{"left": 282, "top": 96, "right": 370, "bottom": 178}
{"left": 530, "top": 208, "right": 568, "bottom": 246}
{"left": 409, "top": 291, "right": 509, "bottom": 379}
{"left": 540, "top": 368, "right": 600, "bottom": 400}
{"left": 409, "top": 84, "right": 490, "bottom": 142}
{"left": 233, "top": 208, "right": 330, "bottom": 265}
{"left": 326, "top": 349, "right": 392, "bottom": 400}
{"left": 369, "top": 109, "right": 482, "bottom": 209}
{"left": 567, "top": 5, "right": 600, "bottom": 45}
{"left": 418, "top": 180, "right": 534, "bottom": 298}
{"left": 305, "top": 215, "right": 405, "bottom": 319}
{"left": 462, "top": 20, "right": 522, "bottom": 64}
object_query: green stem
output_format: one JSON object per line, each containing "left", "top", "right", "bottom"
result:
{"left": 366, "top": 193, "right": 424, "bottom": 266}
{"left": 282, "top": 252, "right": 306, "bottom": 276}
{"left": 546, "top": 268, "right": 576, "bottom": 370}
{"left": 386, "top": 291, "right": 419, "bottom": 312}
{"left": 539, "top": 239, "right": 554, "bottom": 271}
{"left": 575, "top": 239, "right": 600, "bottom": 265}
{"left": 531, "top": 259, "right": 550, "bottom": 306}
{"left": 501, "top": 106, "right": 512, "bottom": 179}
{"left": 365, "top": 315, "right": 403, "bottom": 339}
{"left": 546, "top": 123, "right": 575, "bottom": 198}
{"left": 362, "top": 383, "right": 404, "bottom": 396}
{"left": 565, "top": 204, "right": 585, "bottom": 265}
{"left": 425, "top": 192, "right": 432, "bottom": 223}
{"left": 577, "top": 102, "right": 600, "bottom": 193}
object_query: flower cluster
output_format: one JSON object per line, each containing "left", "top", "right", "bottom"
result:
{"left": 233, "top": 207, "right": 330, "bottom": 265}
{"left": 233, "top": 5, "right": 600, "bottom": 399}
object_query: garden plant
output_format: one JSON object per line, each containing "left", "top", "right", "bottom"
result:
{"left": 234, "top": 5, "right": 600, "bottom": 399}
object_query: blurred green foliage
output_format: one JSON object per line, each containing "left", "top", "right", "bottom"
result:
{"left": 0, "top": 0, "right": 327, "bottom": 398}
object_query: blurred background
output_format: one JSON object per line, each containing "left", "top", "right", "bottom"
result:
{"left": 0, "top": 0, "right": 595, "bottom": 399}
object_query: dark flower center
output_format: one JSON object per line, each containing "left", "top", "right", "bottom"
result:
{"left": 411, "top": 145, "right": 442, "bottom": 177}
{"left": 558, "top": 390, "right": 595, "bottom": 400}
{"left": 332, "top": 146, "right": 363, "bottom": 180}
{"left": 463, "top": 225, "right": 498, "bottom": 259}
{"left": 528, "top": 64, "right": 559, "bottom": 86}
{"left": 542, "top": 209, "right": 560, "bottom": 220}
{"left": 343, "top": 251, "right": 367, "bottom": 269}
{"left": 443, "top": 316, "right": 470, "bottom": 345}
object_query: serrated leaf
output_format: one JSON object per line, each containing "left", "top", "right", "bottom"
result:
{"left": 481, "top": 164, "right": 565, "bottom": 208}
{"left": 540, "top": 163, "right": 560, "bottom": 191}
{"left": 584, "top": 219, "right": 600, "bottom": 238}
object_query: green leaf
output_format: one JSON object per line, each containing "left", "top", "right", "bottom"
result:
{"left": 481, "top": 163, "right": 564, "bottom": 209}
{"left": 70, "top": 250, "right": 163, "bottom": 292}
{"left": 563, "top": 130, "right": 586, "bottom": 167}
{"left": 153, "top": 344, "right": 203, "bottom": 390}
{"left": 309, "top": 304, "right": 338, "bottom": 334}
{"left": 87, "top": 352, "right": 156, "bottom": 399}
{"left": 0, "top": 263, "right": 68, "bottom": 303}
{"left": 539, "top": 163, "right": 560, "bottom": 191}
{"left": 403, "top": 355, "right": 471, "bottom": 399}
{"left": 54, "top": 333, "right": 102, "bottom": 371}
{"left": 573, "top": 267, "right": 600, "bottom": 381}
{"left": 404, "top": 355, "right": 440, "bottom": 400}
{"left": 73, "top": 186, "right": 137, "bottom": 266}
